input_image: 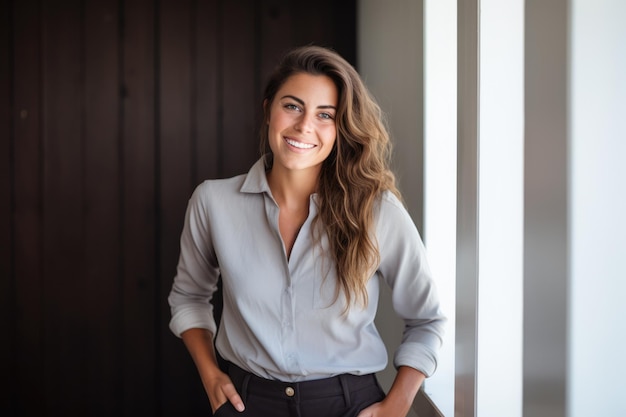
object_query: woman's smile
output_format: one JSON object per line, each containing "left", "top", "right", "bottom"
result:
{"left": 284, "top": 136, "right": 316, "bottom": 150}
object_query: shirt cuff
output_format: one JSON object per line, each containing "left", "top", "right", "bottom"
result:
{"left": 169, "top": 307, "right": 217, "bottom": 338}
{"left": 393, "top": 342, "right": 438, "bottom": 377}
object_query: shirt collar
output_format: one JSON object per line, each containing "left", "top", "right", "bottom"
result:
{"left": 239, "top": 156, "right": 320, "bottom": 207}
{"left": 240, "top": 156, "right": 272, "bottom": 195}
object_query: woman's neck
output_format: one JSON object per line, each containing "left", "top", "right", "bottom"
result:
{"left": 267, "top": 165, "right": 319, "bottom": 210}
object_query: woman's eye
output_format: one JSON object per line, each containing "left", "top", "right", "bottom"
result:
{"left": 319, "top": 112, "right": 334, "bottom": 120}
{"left": 284, "top": 104, "right": 300, "bottom": 111}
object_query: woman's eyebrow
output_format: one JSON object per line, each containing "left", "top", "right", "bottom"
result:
{"left": 281, "top": 94, "right": 304, "bottom": 105}
{"left": 281, "top": 95, "right": 337, "bottom": 110}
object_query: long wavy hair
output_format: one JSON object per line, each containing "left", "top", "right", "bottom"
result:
{"left": 259, "top": 45, "right": 402, "bottom": 309}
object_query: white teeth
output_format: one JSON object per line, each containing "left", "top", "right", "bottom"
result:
{"left": 286, "top": 138, "right": 315, "bottom": 149}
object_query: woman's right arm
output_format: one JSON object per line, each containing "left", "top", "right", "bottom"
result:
{"left": 169, "top": 184, "right": 245, "bottom": 413}
{"left": 181, "top": 328, "right": 245, "bottom": 413}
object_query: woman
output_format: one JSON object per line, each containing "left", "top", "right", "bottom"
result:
{"left": 168, "top": 45, "right": 445, "bottom": 417}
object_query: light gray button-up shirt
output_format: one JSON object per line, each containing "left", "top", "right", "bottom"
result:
{"left": 168, "top": 158, "right": 446, "bottom": 382}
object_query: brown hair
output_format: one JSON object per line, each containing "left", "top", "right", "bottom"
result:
{"left": 259, "top": 45, "right": 401, "bottom": 309}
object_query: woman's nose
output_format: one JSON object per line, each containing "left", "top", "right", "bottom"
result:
{"left": 294, "top": 113, "right": 313, "bottom": 133}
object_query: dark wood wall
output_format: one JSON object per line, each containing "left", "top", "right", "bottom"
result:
{"left": 0, "top": 1, "right": 356, "bottom": 415}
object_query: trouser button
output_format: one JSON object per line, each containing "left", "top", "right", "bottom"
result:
{"left": 285, "top": 386, "right": 295, "bottom": 397}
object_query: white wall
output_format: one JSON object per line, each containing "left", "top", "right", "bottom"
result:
{"left": 357, "top": 0, "right": 423, "bottom": 226}
{"left": 477, "top": 1, "right": 524, "bottom": 416}
{"left": 360, "top": 1, "right": 626, "bottom": 416}
{"left": 455, "top": 2, "right": 526, "bottom": 415}
{"left": 569, "top": 1, "right": 626, "bottom": 416}
{"left": 525, "top": 1, "right": 626, "bottom": 416}
{"left": 423, "top": 1, "right": 457, "bottom": 416}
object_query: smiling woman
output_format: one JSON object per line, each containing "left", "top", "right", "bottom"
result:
{"left": 167, "top": 45, "right": 446, "bottom": 417}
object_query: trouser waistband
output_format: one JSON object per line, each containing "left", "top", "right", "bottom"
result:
{"left": 226, "top": 362, "right": 379, "bottom": 404}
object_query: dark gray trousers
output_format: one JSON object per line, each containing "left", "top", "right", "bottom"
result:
{"left": 213, "top": 362, "right": 386, "bottom": 417}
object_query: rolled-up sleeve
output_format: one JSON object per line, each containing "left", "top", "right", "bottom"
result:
{"left": 168, "top": 182, "right": 220, "bottom": 338}
{"left": 376, "top": 193, "right": 447, "bottom": 377}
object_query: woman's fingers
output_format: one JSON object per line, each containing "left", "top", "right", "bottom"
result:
{"left": 221, "top": 382, "right": 245, "bottom": 412}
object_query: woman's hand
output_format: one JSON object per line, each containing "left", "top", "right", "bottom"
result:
{"left": 356, "top": 397, "right": 411, "bottom": 417}
{"left": 180, "top": 329, "right": 245, "bottom": 413}
{"left": 206, "top": 370, "right": 245, "bottom": 413}
{"left": 357, "top": 366, "right": 425, "bottom": 417}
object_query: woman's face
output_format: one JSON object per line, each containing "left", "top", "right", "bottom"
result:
{"left": 266, "top": 73, "right": 338, "bottom": 176}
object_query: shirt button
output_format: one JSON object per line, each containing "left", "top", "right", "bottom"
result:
{"left": 285, "top": 386, "right": 295, "bottom": 397}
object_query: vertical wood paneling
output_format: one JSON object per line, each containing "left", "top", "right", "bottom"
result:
{"left": 259, "top": 0, "right": 293, "bottom": 86}
{"left": 84, "top": 0, "right": 122, "bottom": 414}
{"left": 0, "top": 0, "right": 14, "bottom": 410}
{"left": 159, "top": 0, "right": 193, "bottom": 279}
{"left": 7, "top": 1, "right": 357, "bottom": 414}
{"left": 122, "top": 0, "right": 157, "bottom": 413}
{"left": 291, "top": 0, "right": 357, "bottom": 66}
{"left": 159, "top": 0, "right": 205, "bottom": 414}
{"left": 12, "top": 0, "right": 43, "bottom": 414}
{"left": 331, "top": 0, "right": 357, "bottom": 66}
{"left": 41, "top": 1, "right": 86, "bottom": 413}
{"left": 195, "top": 0, "right": 220, "bottom": 182}
{"left": 291, "top": 1, "right": 335, "bottom": 50}
{"left": 195, "top": 1, "right": 224, "bottom": 371}
{"left": 222, "top": 0, "right": 258, "bottom": 178}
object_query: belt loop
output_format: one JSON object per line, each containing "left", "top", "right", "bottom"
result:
{"left": 338, "top": 374, "right": 351, "bottom": 407}
{"left": 241, "top": 373, "right": 251, "bottom": 403}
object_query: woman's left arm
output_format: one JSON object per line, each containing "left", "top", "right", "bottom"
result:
{"left": 364, "top": 193, "right": 446, "bottom": 416}
{"left": 376, "top": 193, "right": 446, "bottom": 377}
{"left": 357, "top": 366, "right": 425, "bottom": 417}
